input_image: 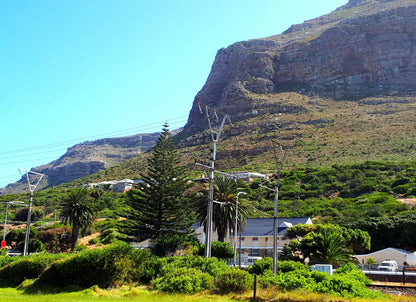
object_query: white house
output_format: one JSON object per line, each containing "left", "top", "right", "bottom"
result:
{"left": 86, "top": 178, "right": 135, "bottom": 193}
{"left": 354, "top": 247, "right": 411, "bottom": 265}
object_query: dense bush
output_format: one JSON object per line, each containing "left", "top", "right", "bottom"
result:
{"left": 5, "top": 227, "right": 39, "bottom": 251}
{"left": 255, "top": 261, "right": 382, "bottom": 299}
{"left": 35, "top": 242, "right": 151, "bottom": 288}
{"left": 99, "top": 227, "right": 128, "bottom": 245}
{"left": 335, "top": 263, "right": 372, "bottom": 285}
{"left": 247, "top": 257, "right": 273, "bottom": 275}
{"left": 278, "top": 260, "right": 310, "bottom": 274}
{"left": 37, "top": 227, "right": 72, "bottom": 253}
{"left": 152, "top": 233, "right": 199, "bottom": 257}
{"left": 215, "top": 268, "right": 253, "bottom": 293}
{"left": 197, "top": 241, "right": 234, "bottom": 259}
{"left": 14, "top": 207, "right": 44, "bottom": 222}
{"left": 314, "top": 274, "right": 383, "bottom": 299}
{"left": 275, "top": 271, "right": 316, "bottom": 291}
{"left": 0, "top": 252, "right": 16, "bottom": 268}
{"left": 151, "top": 267, "right": 213, "bottom": 293}
{"left": 157, "top": 255, "right": 229, "bottom": 278}
{"left": 17, "top": 239, "right": 45, "bottom": 253}
{"left": 0, "top": 253, "right": 67, "bottom": 286}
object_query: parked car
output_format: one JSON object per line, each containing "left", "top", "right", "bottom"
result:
{"left": 377, "top": 260, "right": 398, "bottom": 271}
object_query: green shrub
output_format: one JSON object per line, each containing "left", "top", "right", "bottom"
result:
{"left": 152, "top": 233, "right": 199, "bottom": 257}
{"left": 0, "top": 254, "right": 17, "bottom": 268}
{"left": 310, "top": 270, "right": 330, "bottom": 283}
{"left": 335, "top": 262, "right": 372, "bottom": 285}
{"left": 258, "top": 270, "right": 279, "bottom": 288}
{"left": 315, "top": 274, "right": 384, "bottom": 298}
{"left": 197, "top": 241, "right": 234, "bottom": 259}
{"left": 152, "top": 267, "right": 213, "bottom": 293}
{"left": 215, "top": 268, "right": 253, "bottom": 293}
{"left": 88, "top": 237, "right": 100, "bottom": 244}
{"left": 278, "top": 260, "right": 310, "bottom": 274}
{"left": 73, "top": 244, "right": 88, "bottom": 252}
{"left": 393, "top": 184, "right": 411, "bottom": 194}
{"left": 0, "top": 253, "right": 67, "bottom": 286}
{"left": 17, "top": 239, "right": 45, "bottom": 253}
{"left": 37, "top": 227, "right": 72, "bottom": 253}
{"left": 275, "top": 271, "right": 316, "bottom": 291}
{"left": 35, "top": 242, "right": 146, "bottom": 288}
{"left": 247, "top": 257, "right": 273, "bottom": 275}
{"left": 99, "top": 227, "right": 128, "bottom": 245}
{"left": 157, "top": 255, "right": 229, "bottom": 278}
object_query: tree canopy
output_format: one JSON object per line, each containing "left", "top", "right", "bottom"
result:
{"left": 121, "top": 124, "right": 195, "bottom": 241}
{"left": 60, "top": 188, "right": 96, "bottom": 251}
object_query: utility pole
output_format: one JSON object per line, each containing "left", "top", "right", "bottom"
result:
{"left": 19, "top": 168, "right": 44, "bottom": 256}
{"left": 234, "top": 191, "right": 246, "bottom": 266}
{"left": 196, "top": 102, "right": 230, "bottom": 258}
{"left": 271, "top": 144, "right": 287, "bottom": 274}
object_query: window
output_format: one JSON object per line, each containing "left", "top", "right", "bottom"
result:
{"left": 252, "top": 237, "right": 258, "bottom": 241}
{"left": 241, "top": 237, "right": 245, "bottom": 241}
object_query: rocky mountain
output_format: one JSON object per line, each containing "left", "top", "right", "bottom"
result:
{"left": 2, "top": 0, "right": 416, "bottom": 194}
{"left": 182, "top": 0, "right": 416, "bottom": 136}
{"left": 0, "top": 133, "right": 159, "bottom": 195}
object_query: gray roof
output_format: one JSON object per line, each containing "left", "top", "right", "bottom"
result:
{"left": 240, "top": 217, "right": 312, "bottom": 237}
{"left": 354, "top": 247, "right": 411, "bottom": 257}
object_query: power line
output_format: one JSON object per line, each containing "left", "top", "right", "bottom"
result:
{"left": 0, "top": 116, "right": 187, "bottom": 156}
{"left": 0, "top": 119, "right": 186, "bottom": 164}
{"left": 0, "top": 116, "right": 187, "bottom": 187}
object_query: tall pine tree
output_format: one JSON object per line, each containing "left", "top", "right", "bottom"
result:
{"left": 121, "top": 124, "right": 195, "bottom": 241}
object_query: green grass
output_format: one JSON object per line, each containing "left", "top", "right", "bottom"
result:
{"left": 3, "top": 287, "right": 415, "bottom": 302}
{"left": 0, "top": 287, "right": 239, "bottom": 302}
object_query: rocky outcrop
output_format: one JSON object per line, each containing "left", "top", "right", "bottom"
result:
{"left": 0, "top": 133, "right": 159, "bottom": 195}
{"left": 183, "top": 0, "right": 416, "bottom": 135}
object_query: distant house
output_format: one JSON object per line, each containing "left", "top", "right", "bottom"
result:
{"left": 193, "top": 217, "right": 312, "bottom": 257}
{"left": 227, "top": 171, "right": 268, "bottom": 181}
{"left": 86, "top": 178, "right": 135, "bottom": 193}
{"left": 232, "top": 217, "right": 313, "bottom": 257}
{"left": 354, "top": 247, "right": 411, "bottom": 265}
{"left": 193, "top": 171, "right": 268, "bottom": 183}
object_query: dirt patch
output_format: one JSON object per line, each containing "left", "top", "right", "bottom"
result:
{"left": 78, "top": 232, "right": 100, "bottom": 247}
{"left": 397, "top": 198, "right": 416, "bottom": 206}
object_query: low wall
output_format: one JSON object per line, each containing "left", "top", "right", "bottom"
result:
{"left": 365, "top": 271, "right": 416, "bottom": 283}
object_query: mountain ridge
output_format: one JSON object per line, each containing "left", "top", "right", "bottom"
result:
{"left": 0, "top": 132, "right": 160, "bottom": 195}
{"left": 183, "top": 0, "right": 416, "bottom": 136}
{"left": 2, "top": 0, "right": 416, "bottom": 194}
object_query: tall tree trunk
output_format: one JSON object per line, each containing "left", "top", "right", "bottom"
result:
{"left": 70, "top": 224, "right": 80, "bottom": 251}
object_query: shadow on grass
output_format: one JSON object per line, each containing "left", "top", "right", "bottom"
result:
{"left": 15, "top": 279, "right": 84, "bottom": 295}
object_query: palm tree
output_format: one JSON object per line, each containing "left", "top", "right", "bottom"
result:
{"left": 60, "top": 188, "right": 96, "bottom": 251}
{"left": 312, "top": 229, "right": 353, "bottom": 267}
{"left": 196, "top": 176, "right": 248, "bottom": 242}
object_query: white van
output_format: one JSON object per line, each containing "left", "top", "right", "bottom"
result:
{"left": 377, "top": 260, "right": 398, "bottom": 271}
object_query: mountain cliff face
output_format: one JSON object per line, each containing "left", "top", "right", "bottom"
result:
{"left": 3, "top": 0, "right": 416, "bottom": 195}
{"left": 0, "top": 133, "right": 159, "bottom": 195}
{"left": 183, "top": 0, "right": 416, "bottom": 136}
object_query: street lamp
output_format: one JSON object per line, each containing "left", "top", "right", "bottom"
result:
{"left": 234, "top": 192, "right": 246, "bottom": 267}
{"left": 2, "top": 201, "right": 25, "bottom": 248}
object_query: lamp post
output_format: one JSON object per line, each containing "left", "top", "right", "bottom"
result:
{"left": 234, "top": 192, "right": 246, "bottom": 267}
{"left": 2, "top": 201, "right": 25, "bottom": 248}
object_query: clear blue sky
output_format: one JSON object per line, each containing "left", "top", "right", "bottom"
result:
{"left": 0, "top": 0, "right": 348, "bottom": 187}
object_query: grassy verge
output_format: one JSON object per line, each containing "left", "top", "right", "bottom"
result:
{"left": 0, "top": 287, "right": 240, "bottom": 302}
{"left": 5, "top": 286, "right": 416, "bottom": 302}
{"left": 3, "top": 286, "right": 416, "bottom": 302}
